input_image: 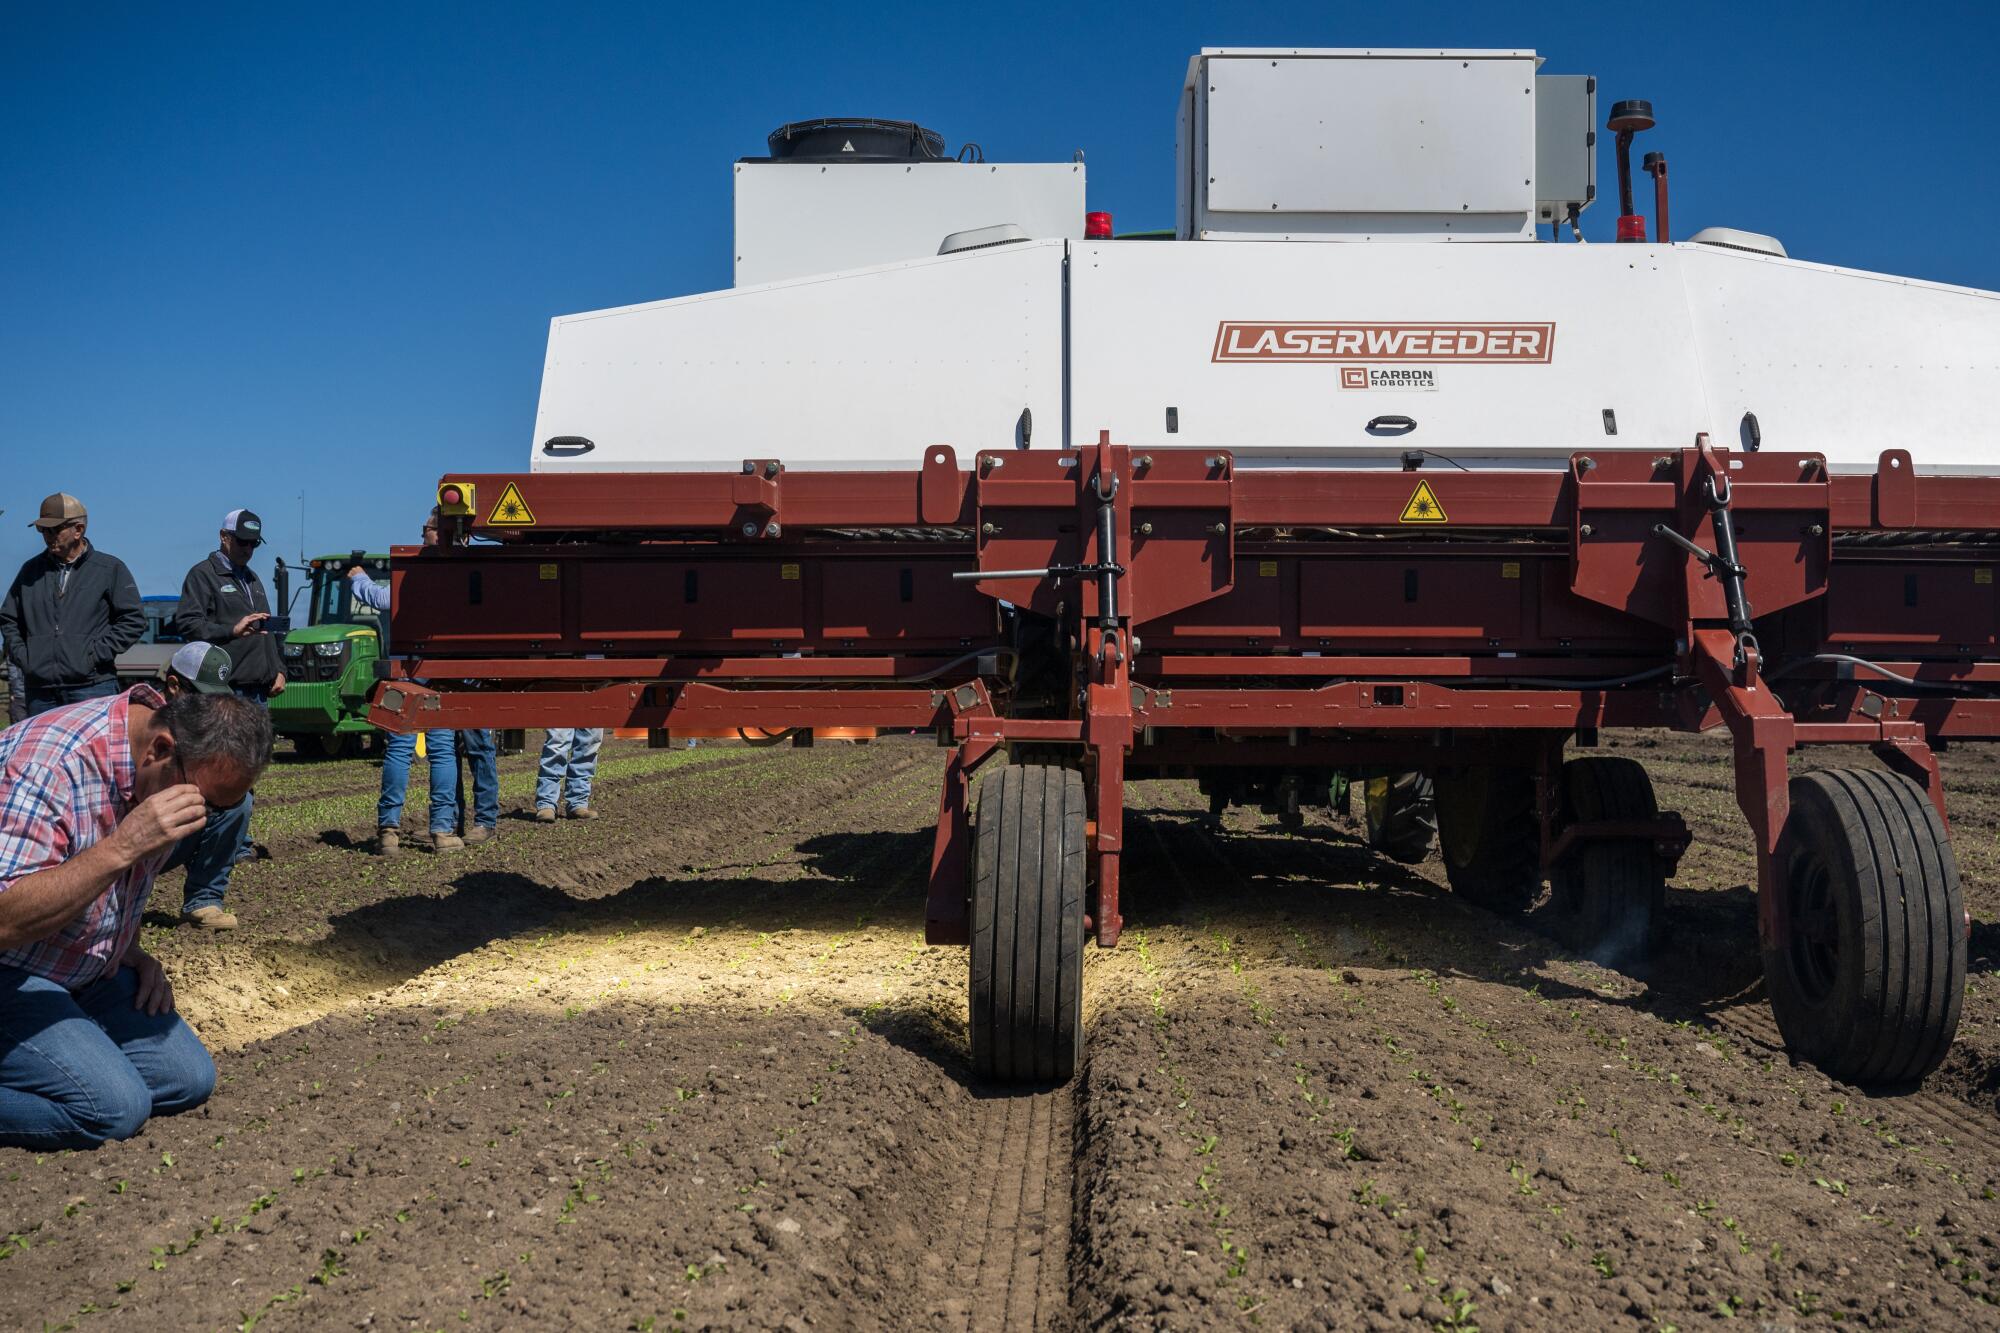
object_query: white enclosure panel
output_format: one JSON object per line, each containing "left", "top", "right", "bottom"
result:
{"left": 1678, "top": 247, "right": 2000, "bottom": 470}
{"left": 532, "top": 242, "right": 1064, "bottom": 471}
{"left": 1185, "top": 50, "right": 1539, "bottom": 242}
{"left": 1067, "top": 240, "right": 1710, "bottom": 463}
{"left": 1202, "top": 54, "right": 1536, "bottom": 216}
{"left": 734, "top": 162, "right": 1084, "bottom": 286}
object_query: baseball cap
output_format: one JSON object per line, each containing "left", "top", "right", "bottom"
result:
{"left": 167, "top": 642, "right": 234, "bottom": 695}
{"left": 30, "top": 493, "right": 87, "bottom": 530}
{"left": 222, "top": 509, "right": 264, "bottom": 546}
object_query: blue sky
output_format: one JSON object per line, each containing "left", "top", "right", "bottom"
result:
{"left": 3, "top": 1, "right": 1996, "bottom": 595}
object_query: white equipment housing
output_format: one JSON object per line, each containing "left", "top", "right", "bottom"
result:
{"left": 1178, "top": 48, "right": 1544, "bottom": 243}
{"left": 531, "top": 48, "right": 2000, "bottom": 478}
{"left": 733, "top": 160, "right": 1085, "bottom": 286}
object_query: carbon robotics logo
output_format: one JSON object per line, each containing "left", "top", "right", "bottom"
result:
{"left": 1211, "top": 322, "right": 1555, "bottom": 364}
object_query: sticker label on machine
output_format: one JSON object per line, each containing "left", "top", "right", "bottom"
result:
{"left": 1341, "top": 367, "right": 1437, "bottom": 392}
{"left": 486, "top": 482, "right": 536, "bottom": 526}
{"left": 1211, "top": 322, "right": 1555, "bottom": 364}
{"left": 1400, "top": 481, "right": 1448, "bottom": 525}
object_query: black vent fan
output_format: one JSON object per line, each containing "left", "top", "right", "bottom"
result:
{"left": 765, "top": 117, "right": 946, "bottom": 162}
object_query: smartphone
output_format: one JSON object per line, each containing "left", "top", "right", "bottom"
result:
{"left": 263, "top": 615, "right": 292, "bottom": 635}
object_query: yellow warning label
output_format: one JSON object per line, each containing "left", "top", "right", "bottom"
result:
{"left": 780, "top": 563, "right": 801, "bottom": 581}
{"left": 538, "top": 563, "right": 559, "bottom": 581}
{"left": 1399, "top": 480, "right": 1448, "bottom": 524}
{"left": 1258, "top": 560, "right": 1278, "bottom": 578}
{"left": 487, "top": 482, "right": 535, "bottom": 526}
{"left": 1500, "top": 561, "right": 1521, "bottom": 580}
{"left": 1978, "top": 568, "right": 1995, "bottom": 586}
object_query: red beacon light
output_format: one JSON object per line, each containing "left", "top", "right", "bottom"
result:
{"left": 1084, "top": 211, "right": 1113, "bottom": 239}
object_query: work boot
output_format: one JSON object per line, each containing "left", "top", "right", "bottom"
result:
{"left": 534, "top": 806, "right": 557, "bottom": 823}
{"left": 563, "top": 806, "right": 598, "bottom": 821}
{"left": 463, "top": 824, "right": 496, "bottom": 847}
{"left": 377, "top": 827, "right": 402, "bottom": 857}
{"left": 183, "top": 906, "right": 238, "bottom": 931}
{"left": 432, "top": 832, "right": 465, "bottom": 853}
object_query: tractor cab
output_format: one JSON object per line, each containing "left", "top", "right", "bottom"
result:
{"left": 269, "top": 553, "right": 391, "bottom": 755}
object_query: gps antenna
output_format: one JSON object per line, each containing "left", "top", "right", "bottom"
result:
{"left": 1608, "top": 99, "right": 1655, "bottom": 242}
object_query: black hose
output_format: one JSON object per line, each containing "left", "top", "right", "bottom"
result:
{"left": 900, "top": 647, "right": 1019, "bottom": 683}
{"left": 1766, "top": 653, "right": 1987, "bottom": 695}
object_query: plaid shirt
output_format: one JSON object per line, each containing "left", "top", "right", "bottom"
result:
{"left": 0, "top": 684, "right": 167, "bottom": 989}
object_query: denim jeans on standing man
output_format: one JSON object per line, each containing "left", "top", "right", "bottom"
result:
{"left": 0, "top": 964, "right": 217, "bottom": 1150}
{"left": 535, "top": 728, "right": 603, "bottom": 813}
{"left": 457, "top": 729, "right": 499, "bottom": 831}
{"left": 170, "top": 791, "right": 252, "bottom": 917}
{"left": 377, "top": 728, "right": 459, "bottom": 834}
{"left": 22, "top": 677, "right": 120, "bottom": 719}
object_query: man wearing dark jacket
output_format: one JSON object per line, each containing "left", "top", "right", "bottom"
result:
{"left": 174, "top": 510, "right": 284, "bottom": 890}
{"left": 0, "top": 494, "right": 146, "bottom": 719}
{"left": 173, "top": 510, "right": 286, "bottom": 701}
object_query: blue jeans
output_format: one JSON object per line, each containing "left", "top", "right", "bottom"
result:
{"left": 535, "top": 728, "right": 603, "bottom": 811}
{"left": 23, "top": 677, "right": 119, "bottom": 718}
{"left": 166, "top": 792, "right": 252, "bottom": 916}
{"left": 228, "top": 689, "right": 271, "bottom": 866}
{"left": 0, "top": 964, "right": 216, "bottom": 1150}
{"left": 457, "top": 729, "right": 499, "bottom": 831}
{"left": 377, "top": 729, "right": 458, "bottom": 834}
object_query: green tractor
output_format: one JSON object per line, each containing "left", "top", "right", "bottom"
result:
{"left": 269, "top": 551, "right": 389, "bottom": 758}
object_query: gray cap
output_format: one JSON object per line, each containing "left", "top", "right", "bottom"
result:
{"left": 167, "top": 642, "right": 234, "bottom": 695}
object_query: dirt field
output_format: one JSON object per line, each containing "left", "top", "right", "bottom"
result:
{"left": 3, "top": 732, "right": 1998, "bottom": 1330}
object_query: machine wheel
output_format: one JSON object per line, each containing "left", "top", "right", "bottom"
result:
{"left": 1766, "top": 768, "right": 1965, "bottom": 1086}
{"left": 1364, "top": 772, "right": 1437, "bottom": 864}
{"left": 1434, "top": 766, "right": 1541, "bottom": 914}
{"left": 969, "top": 764, "right": 1086, "bottom": 1084}
{"left": 1549, "top": 757, "right": 1665, "bottom": 965}
{"left": 307, "top": 734, "right": 354, "bottom": 759}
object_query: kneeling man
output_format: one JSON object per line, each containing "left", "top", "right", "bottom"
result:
{"left": 0, "top": 686, "right": 270, "bottom": 1149}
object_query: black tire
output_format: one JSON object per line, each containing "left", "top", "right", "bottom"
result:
{"left": 307, "top": 734, "right": 354, "bottom": 760}
{"left": 1434, "top": 766, "right": 1542, "bottom": 913}
{"left": 1766, "top": 768, "right": 1965, "bottom": 1086}
{"left": 969, "top": 764, "right": 1086, "bottom": 1084}
{"left": 1550, "top": 756, "right": 1666, "bottom": 965}
{"left": 1364, "top": 771, "right": 1437, "bottom": 864}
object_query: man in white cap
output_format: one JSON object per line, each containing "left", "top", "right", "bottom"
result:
{"left": 174, "top": 511, "right": 284, "bottom": 883}
{"left": 173, "top": 510, "right": 286, "bottom": 702}
{"left": 0, "top": 494, "right": 146, "bottom": 719}
{"left": 153, "top": 644, "right": 250, "bottom": 929}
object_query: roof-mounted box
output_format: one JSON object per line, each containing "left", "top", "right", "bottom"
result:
{"left": 1176, "top": 49, "right": 1548, "bottom": 243}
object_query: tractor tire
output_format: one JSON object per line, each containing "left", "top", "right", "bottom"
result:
{"left": 969, "top": 764, "right": 1086, "bottom": 1084}
{"left": 1549, "top": 756, "right": 1666, "bottom": 966}
{"left": 307, "top": 734, "right": 354, "bottom": 760}
{"left": 1364, "top": 771, "right": 1437, "bottom": 864}
{"left": 1434, "top": 766, "right": 1542, "bottom": 914}
{"left": 1765, "top": 768, "right": 1965, "bottom": 1086}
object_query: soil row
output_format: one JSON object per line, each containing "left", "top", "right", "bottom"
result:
{"left": 2, "top": 736, "right": 1996, "bottom": 1329}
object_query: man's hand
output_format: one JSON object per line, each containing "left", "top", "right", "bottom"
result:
{"left": 346, "top": 565, "right": 364, "bottom": 581}
{"left": 128, "top": 948, "right": 176, "bottom": 1015}
{"left": 271, "top": 672, "right": 286, "bottom": 696}
{"left": 231, "top": 611, "right": 269, "bottom": 636}
{"left": 112, "top": 786, "right": 208, "bottom": 864}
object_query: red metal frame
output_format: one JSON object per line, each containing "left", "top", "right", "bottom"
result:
{"left": 376, "top": 436, "right": 2000, "bottom": 954}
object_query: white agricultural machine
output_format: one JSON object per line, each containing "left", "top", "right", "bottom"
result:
{"left": 378, "top": 49, "right": 1998, "bottom": 1086}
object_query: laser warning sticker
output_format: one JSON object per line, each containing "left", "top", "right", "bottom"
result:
{"left": 1400, "top": 480, "right": 1448, "bottom": 525}
{"left": 487, "top": 482, "right": 536, "bottom": 526}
